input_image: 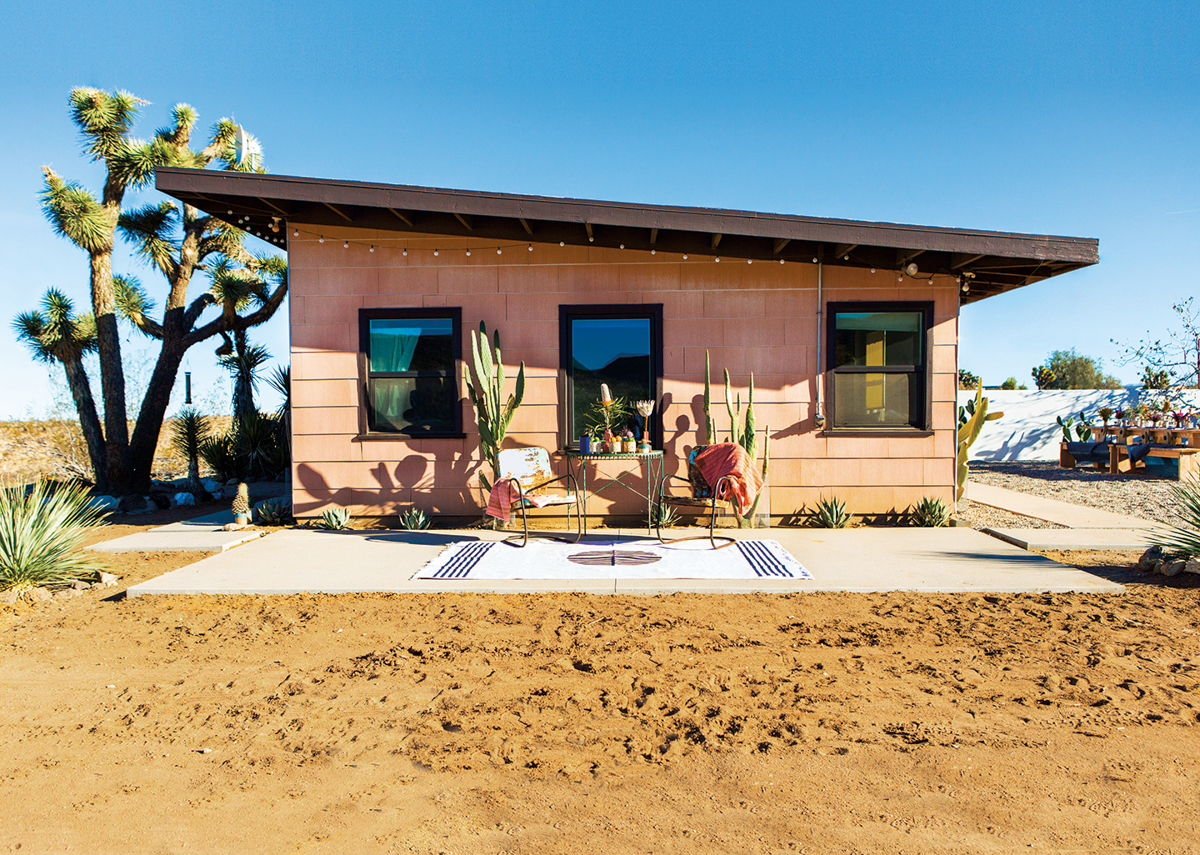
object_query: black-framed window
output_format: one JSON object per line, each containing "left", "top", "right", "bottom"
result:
{"left": 560, "top": 304, "right": 663, "bottom": 448}
{"left": 827, "top": 302, "right": 932, "bottom": 430}
{"left": 359, "top": 307, "right": 463, "bottom": 436}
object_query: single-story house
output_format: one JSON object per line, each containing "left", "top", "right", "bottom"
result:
{"left": 156, "top": 168, "right": 1098, "bottom": 521}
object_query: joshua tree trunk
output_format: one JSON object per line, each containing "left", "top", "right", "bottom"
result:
{"left": 61, "top": 355, "right": 108, "bottom": 492}
{"left": 127, "top": 339, "right": 187, "bottom": 493}
{"left": 90, "top": 251, "right": 130, "bottom": 488}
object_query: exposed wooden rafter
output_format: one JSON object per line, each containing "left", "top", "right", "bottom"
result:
{"left": 454, "top": 213, "right": 473, "bottom": 231}
{"left": 518, "top": 217, "right": 534, "bottom": 235}
{"left": 833, "top": 243, "right": 858, "bottom": 260}
{"left": 584, "top": 222, "right": 594, "bottom": 241}
{"left": 772, "top": 238, "right": 791, "bottom": 255}
{"left": 897, "top": 248, "right": 926, "bottom": 265}
{"left": 711, "top": 233, "right": 723, "bottom": 250}
{"left": 258, "top": 197, "right": 289, "bottom": 216}
{"left": 950, "top": 253, "right": 985, "bottom": 269}
{"left": 323, "top": 202, "right": 353, "bottom": 223}
{"left": 649, "top": 228, "right": 658, "bottom": 246}
{"left": 388, "top": 208, "right": 414, "bottom": 226}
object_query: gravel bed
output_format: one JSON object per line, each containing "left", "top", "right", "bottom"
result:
{"left": 952, "top": 498, "right": 1067, "bottom": 530}
{"left": 965, "top": 461, "right": 1193, "bottom": 529}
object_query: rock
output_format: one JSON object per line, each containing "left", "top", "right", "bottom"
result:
{"left": 221, "top": 522, "right": 250, "bottom": 531}
{"left": 72, "top": 581, "right": 91, "bottom": 591}
{"left": 0, "top": 589, "right": 19, "bottom": 604}
{"left": 174, "top": 492, "right": 197, "bottom": 507}
{"left": 201, "top": 479, "right": 223, "bottom": 495}
{"left": 1163, "top": 561, "right": 1186, "bottom": 578}
{"left": 1137, "top": 546, "right": 1163, "bottom": 573}
{"left": 118, "top": 494, "right": 152, "bottom": 514}
{"left": 29, "top": 587, "right": 52, "bottom": 602}
{"left": 148, "top": 491, "right": 172, "bottom": 510}
{"left": 1184, "top": 559, "right": 1200, "bottom": 575}
{"left": 90, "top": 495, "right": 120, "bottom": 511}
{"left": 225, "top": 478, "right": 239, "bottom": 487}
{"left": 98, "top": 572, "right": 118, "bottom": 585}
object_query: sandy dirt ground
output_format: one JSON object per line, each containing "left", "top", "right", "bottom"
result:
{"left": 2, "top": 516, "right": 1199, "bottom": 854}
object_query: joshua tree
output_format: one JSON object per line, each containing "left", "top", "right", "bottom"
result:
{"left": 28, "top": 87, "right": 287, "bottom": 494}
{"left": 218, "top": 330, "right": 271, "bottom": 418}
{"left": 12, "top": 290, "right": 107, "bottom": 488}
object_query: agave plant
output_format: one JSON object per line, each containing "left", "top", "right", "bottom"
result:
{"left": 314, "top": 507, "right": 351, "bottom": 531}
{"left": 253, "top": 496, "right": 293, "bottom": 526}
{"left": 911, "top": 497, "right": 950, "bottom": 527}
{"left": 812, "top": 496, "right": 852, "bottom": 529}
{"left": 0, "top": 481, "right": 110, "bottom": 593}
{"left": 398, "top": 507, "right": 431, "bottom": 531}
{"left": 1154, "top": 476, "right": 1200, "bottom": 559}
{"left": 649, "top": 501, "right": 681, "bottom": 530}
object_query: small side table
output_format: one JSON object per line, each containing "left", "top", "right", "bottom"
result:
{"left": 563, "top": 450, "right": 665, "bottom": 535}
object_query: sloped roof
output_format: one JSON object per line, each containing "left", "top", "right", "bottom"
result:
{"left": 156, "top": 167, "right": 1098, "bottom": 303}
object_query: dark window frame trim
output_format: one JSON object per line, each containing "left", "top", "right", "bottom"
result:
{"left": 559, "top": 303, "right": 664, "bottom": 450}
{"left": 825, "top": 300, "right": 934, "bottom": 432}
{"left": 357, "top": 306, "right": 465, "bottom": 439}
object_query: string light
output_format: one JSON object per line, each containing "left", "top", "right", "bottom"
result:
{"left": 433, "top": 249, "right": 439, "bottom": 256}
{"left": 870, "top": 268, "right": 876, "bottom": 273}
{"left": 402, "top": 248, "right": 408, "bottom": 256}
{"left": 293, "top": 229, "right": 299, "bottom": 237}
{"left": 559, "top": 241, "right": 565, "bottom": 246}
{"left": 369, "top": 245, "right": 375, "bottom": 253}
{"left": 779, "top": 258, "right": 784, "bottom": 264}
{"left": 528, "top": 244, "right": 533, "bottom": 251}
{"left": 650, "top": 249, "right": 656, "bottom": 255}
{"left": 496, "top": 248, "right": 502, "bottom": 255}
{"left": 465, "top": 249, "right": 471, "bottom": 257}
{"left": 715, "top": 257, "right": 720, "bottom": 262}
{"left": 619, "top": 244, "right": 625, "bottom": 249}
{"left": 343, "top": 240, "right": 349, "bottom": 248}
{"left": 682, "top": 254, "right": 688, "bottom": 260}
{"left": 747, "top": 258, "right": 753, "bottom": 264}
{"left": 318, "top": 236, "right": 324, "bottom": 243}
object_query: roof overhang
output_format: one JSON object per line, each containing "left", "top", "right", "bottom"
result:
{"left": 155, "top": 167, "right": 1099, "bottom": 304}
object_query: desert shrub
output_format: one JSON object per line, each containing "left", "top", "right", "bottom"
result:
{"left": 253, "top": 497, "right": 293, "bottom": 526}
{"left": 0, "top": 481, "right": 109, "bottom": 593}
{"left": 1154, "top": 476, "right": 1200, "bottom": 559}
{"left": 398, "top": 508, "right": 431, "bottom": 530}
{"left": 199, "top": 410, "right": 287, "bottom": 482}
{"left": 811, "top": 496, "right": 852, "bottom": 528}
{"left": 315, "top": 507, "right": 351, "bottom": 531}
{"left": 911, "top": 497, "right": 950, "bottom": 527}
{"left": 649, "top": 502, "right": 681, "bottom": 529}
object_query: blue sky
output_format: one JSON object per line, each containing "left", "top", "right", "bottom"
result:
{"left": 2, "top": 1, "right": 1197, "bottom": 418}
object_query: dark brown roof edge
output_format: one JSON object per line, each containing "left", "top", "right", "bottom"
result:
{"left": 156, "top": 167, "right": 1099, "bottom": 264}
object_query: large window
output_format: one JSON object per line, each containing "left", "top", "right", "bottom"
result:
{"left": 560, "top": 304, "right": 663, "bottom": 447}
{"left": 827, "top": 302, "right": 931, "bottom": 430}
{"left": 359, "top": 307, "right": 462, "bottom": 436}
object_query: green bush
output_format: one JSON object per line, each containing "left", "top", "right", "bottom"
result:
{"left": 0, "top": 481, "right": 110, "bottom": 593}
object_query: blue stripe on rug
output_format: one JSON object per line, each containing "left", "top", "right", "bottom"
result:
{"left": 737, "top": 540, "right": 793, "bottom": 577}
{"left": 433, "top": 541, "right": 495, "bottom": 578}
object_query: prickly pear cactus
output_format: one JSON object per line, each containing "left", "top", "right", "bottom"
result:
{"left": 231, "top": 482, "right": 250, "bottom": 517}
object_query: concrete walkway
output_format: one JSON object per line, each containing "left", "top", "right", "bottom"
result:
{"left": 90, "top": 511, "right": 264, "bottom": 553}
{"left": 126, "top": 526, "right": 1123, "bottom": 597}
{"left": 968, "top": 483, "right": 1163, "bottom": 551}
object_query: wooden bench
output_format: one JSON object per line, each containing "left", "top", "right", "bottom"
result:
{"left": 1060, "top": 441, "right": 1111, "bottom": 471}
{"left": 1109, "top": 444, "right": 1200, "bottom": 479}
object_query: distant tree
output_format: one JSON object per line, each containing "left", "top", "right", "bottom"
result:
{"left": 1141, "top": 366, "right": 1170, "bottom": 390}
{"left": 23, "top": 88, "right": 287, "bottom": 494}
{"left": 1032, "top": 349, "right": 1123, "bottom": 390}
{"left": 1113, "top": 298, "right": 1200, "bottom": 388}
{"left": 957, "top": 369, "right": 980, "bottom": 390}
{"left": 1000, "top": 377, "right": 1018, "bottom": 390}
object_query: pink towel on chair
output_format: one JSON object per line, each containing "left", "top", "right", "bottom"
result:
{"left": 486, "top": 478, "right": 522, "bottom": 522}
{"left": 694, "top": 443, "right": 763, "bottom": 517}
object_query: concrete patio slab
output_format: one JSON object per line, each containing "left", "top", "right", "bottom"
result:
{"left": 968, "top": 483, "right": 1157, "bottom": 529}
{"left": 90, "top": 511, "right": 263, "bottom": 553}
{"left": 983, "top": 527, "right": 1159, "bottom": 552}
{"left": 126, "top": 525, "right": 1123, "bottom": 597}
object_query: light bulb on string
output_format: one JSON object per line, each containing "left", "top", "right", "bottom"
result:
{"left": 779, "top": 259, "right": 785, "bottom": 264}
{"left": 682, "top": 254, "right": 688, "bottom": 260}
{"left": 496, "top": 248, "right": 502, "bottom": 255}
{"left": 318, "top": 236, "right": 324, "bottom": 243}
{"left": 559, "top": 241, "right": 565, "bottom": 247}
{"left": 528, "top": 244, "right": 533, "bottom": 252}
{"left": 293, "top": 229, "right": 299, "bottom": 237}
{"left": 433, "top": 249, "right": 439, "bottom": 257}
{"left": 715, "top": 257, "right": 720, "bottom": 263}
{"left": 747, "top": 259, "right": 753, "bottom": 264}
{"left": 650, "top": 249, "right": 656, "bottom": 255}
{"left": 465, "top": 249, "right": 471, "bottom": 257}
{"left": 402, "top": 248, "right": 408, "bottom": 257}
{"left": 369, "top": 245, "right": 375, "bottom": 253}
{"left": 343, "top": 240, "right": 349, "bottom": 249}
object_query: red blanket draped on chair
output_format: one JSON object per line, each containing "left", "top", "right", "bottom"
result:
{"left": 694, "top": 443, "right": 763, "bottom": 516}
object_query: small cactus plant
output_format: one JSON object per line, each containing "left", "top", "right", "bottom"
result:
{"left": 231, "top": 482, "right": 250, "bottom": 523}
{"left": 315, "top": 507, "right": 351, "bottom": 530}
{"left": 812, "top": 496, "right": 852, "bottom": 529}
{"left": 398, "top": 507, "right": 431, "bottom": 530}
{"left": 911, "top": 497, "right": 950, "bottom": 527}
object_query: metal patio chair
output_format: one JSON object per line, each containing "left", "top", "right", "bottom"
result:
{"left": 495, "top": 447, "right": 583, "bottom": 547}
{"left": 655, "top": 445, "right": 737, "bottom": 549}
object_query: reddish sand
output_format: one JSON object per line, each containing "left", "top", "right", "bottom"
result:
{"left": 2, "top": 517, "right": 1199, "bottom": 854}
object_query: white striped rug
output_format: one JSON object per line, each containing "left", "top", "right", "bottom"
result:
{"left": 413, "top": 538, "right": 812, "bottom": 580}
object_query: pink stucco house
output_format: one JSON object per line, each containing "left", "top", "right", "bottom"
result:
{"left": 157, "top": 168, "right": 1097, "bottom": 521}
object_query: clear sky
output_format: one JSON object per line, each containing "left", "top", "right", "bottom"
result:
{"left": 1, "top": 1, "right": 1197, "bottom": 419}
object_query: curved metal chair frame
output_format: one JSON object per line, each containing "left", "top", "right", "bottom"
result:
{"left": 655, "top": 471, "right": 737, "bottom": 550}
{"left": 503, "top": 471, "right": 584, "bottom": 548}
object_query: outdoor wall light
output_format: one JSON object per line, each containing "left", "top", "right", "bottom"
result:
{"left": 270, "top": 218, "right": 280, "bottom": 233}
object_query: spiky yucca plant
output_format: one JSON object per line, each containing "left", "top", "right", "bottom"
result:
{"left": 170, "top": 408, "right": 210, "bottom": 496}
{"left": 812, "top": 496, "right": 852, "bottom": 529}
{"left": 1154, "top": 476, "right": 1200, "bottom": 559}
{"left": 315, "top": 507, "right": 351, "bottom": 530}
{"left": 0, "top": 481, "right": 110, "bottom": 593}
{"left": 911, "top": 497, "right": 950, "bottom": 527}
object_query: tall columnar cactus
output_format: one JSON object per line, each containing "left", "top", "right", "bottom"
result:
{"left": 957, "top": 385, "right": 1003, "bottom": 501}
{"left": 703, "top": 351, "right": 717, "bottom": 445}
{"left": 464, "top": 322, "right": 525, "bottom": 491}
{"left": 701, "top": 351, "right": 769, "bottom": 526}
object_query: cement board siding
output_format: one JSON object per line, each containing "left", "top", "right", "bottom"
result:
{"left": 289, "top": 226, "right": 958, "bottom": 517}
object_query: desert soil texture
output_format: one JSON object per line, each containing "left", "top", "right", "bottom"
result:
{"left": 1, "top": 519, "right": 1199, "bottom": 854}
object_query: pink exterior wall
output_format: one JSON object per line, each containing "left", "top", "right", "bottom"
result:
{"left": 288, "top": 226, "right": 959, "bottom": 519}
